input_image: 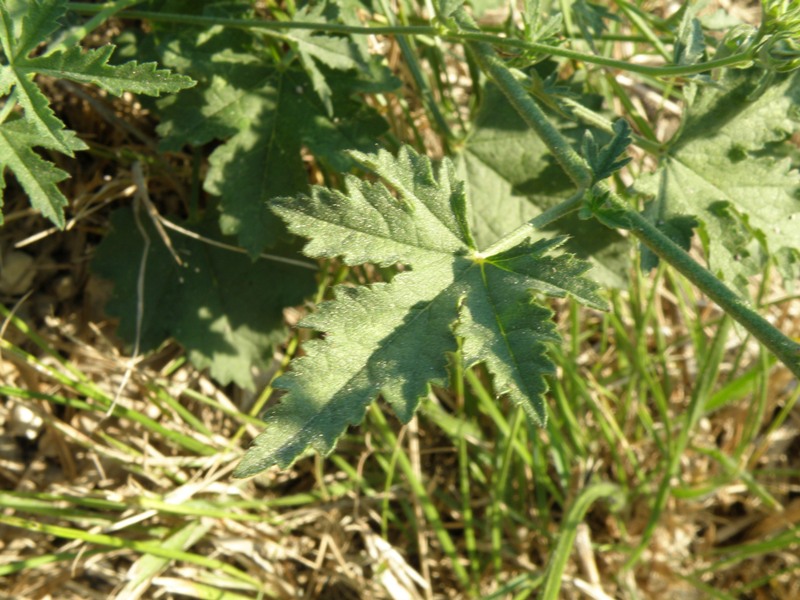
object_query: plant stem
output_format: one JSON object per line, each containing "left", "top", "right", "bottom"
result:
{"left": 456, "top": 11, "right": 594, "bottom": 189}
{"left": 560, "top": 96, "right": 664, "bottom": 155}
{"left": 479, "top": 189, "right": 586, "bottom": 257}
{"left": 540, "top": 482, "right": 622, "bottom": 600}
{"left": 458, "top": 9, "right": 800, "bottom": 380}
{"left": 452, "top": 33, "right": 753, "bottom": 77}
{"left": 603, "top": 185, "right": 800, "bottom": 380}
{"left": 65, "top": 3, "right": 756, "bottom": 78}
{"left": 373, "top": 0, "right": 455, "bottom": 143}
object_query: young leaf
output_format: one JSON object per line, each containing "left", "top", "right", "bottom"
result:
{"left": 234, "top": 146, "right": 605, "bottom": 477}
{"left": 91, "top": 208, "right": 317, "bottom": 390}
{"left": 582, "top": 119, "right": 632, "bottom": 182}
{"left": 637, "top": 69, "right": 800, "bottom": 288}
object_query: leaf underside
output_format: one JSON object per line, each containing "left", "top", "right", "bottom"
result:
{"left": 234, "top": 146, "right": 605, "bottom": 477}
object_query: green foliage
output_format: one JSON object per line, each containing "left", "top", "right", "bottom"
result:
{"left": 455, "top": 83, "right": 631, "bottom": 288}
{"left": 0, "top": 0, "right": 194, "bottom": 226}
{"left": 92, "top": 207, "right": 317, "bottom": 390}
{"left": 147, "top": 1, "right": 396, "bottom": 254}
{"left": 3, "top": 0, "right": 799, "bottom": 492}
{"left": 582, "top": 119, "right": 632, "bottom": 183}
{"left": 638, "top": 69, "right": 800, "bottom": 288}
{"left": 571, "top": 0, "right": 618, "bottom": 51}
{"left": 234, "top": 146, "right": 605, "bottom": 475}
{"left": 4, "top": 2, "right": 800, "bottom": 598}
{"left": 90, "top": 0, "right": 394, "bottom": 380}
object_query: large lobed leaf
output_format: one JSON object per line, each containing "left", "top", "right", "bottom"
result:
{"left": 134, "top": 2, "right": 400, "bottom": 256}
{"left": 234, "top": 146, "right": 605, "bottom": 477}
{"left": 0, "top": 0, "right": 194, "bottom": 226}
{"left": 638, "top": 69, "right": 800, "bottom": 289}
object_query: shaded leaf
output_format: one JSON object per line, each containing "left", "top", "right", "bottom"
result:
{"left": 157, "top": 39, "right": 391, "bottom": 254}
{"left": 455, "top": 83, "right": 631, "bottom": 288}
{"left": 290, "top": 2, "right": 364, "bottom": 114}
{"left": 572, "top": 0, "right": 618, "bottom": 52}
{"left": 91, "top": 208, "right": 317, "bottom": 390}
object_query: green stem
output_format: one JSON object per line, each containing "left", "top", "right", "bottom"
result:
{"left": 479, "top": 188, "right": 586, "bottom": 257}
{"left": 611, "top": 0, "right": 672, "bottom": 61}
{"left": 457, "top": 11, "right": 593, "bottom": 189}
{"left": 65, "top": 3, "right": 756, "bottom": 78}
{"left": 451, "top": 31, "right": 753, "bottom": 77}
{"left": 622, "top": 316, "right": 732, "bottom": 571}
{"left": 374, "top": 0, "right": 454, "bottom": 143}
{"left": 368, "top": 404, "right": 472, "bottom": 588}
{"left": 560, "top": 96, "right": 664, "bottom": 155}
{"left": 66, "top": 4, "right": 437, "bottom": 35}
{"left": 459, "top": 10, "right": 800, "bottom": 380}
{"left": 596, "top": 182, "right": 800, "bottom": 380}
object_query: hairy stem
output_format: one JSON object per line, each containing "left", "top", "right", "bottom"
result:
{"left": 456, "top": 10, "right": 594, "bottom": 189}
{"left": 459, "top": 10, "right": 800, "bottom": 379}
{"left": 600, "top": 183, "right": 800, "bottom": 379}
{"left": 479, "top": 189, "right": 585, "bottom": 257}
{"left": 66, "top": 3, "right": 756, "bottom": 78}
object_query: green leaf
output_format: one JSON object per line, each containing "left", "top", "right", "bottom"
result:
{"left": 455, "top": 83, "right": 631, "bottom": 288}
{"left": 637, "top": 69, "right": 800, "bottom": 288}
{"left": 0, "top": 67, "right": 77, "bottom": 154}
{"left": 0, "top": 0, "right": 65, "bottom": 60}
{"left": 157, "top": 43, "right": 390, "bottom": 255}
{"left": 0, "top": 116, "right": 86, "bottom": 227}
{"left": 290, "top": 2, "right": 363, "bottom": 114}
{"left": 0, "top": 0, "right": 74, "bottom": 156}
{"left": 673, "top": 1, "right": 707, "bottom": 66}
{"left": 572, "top": 0, "right": 618, "bottom": 52}
{"left": 91, "top": 208, "right": 317, "bottom": 390}
{"left": 290, "top": 2, "right": 363, "bottom": 71}
{"left": 582, "top": 119, "right": 633, "bottom": 182}
{"left": 0, "top": 0, "right": 193, "bottom": 226}
{"left": 234, "top": 146, "right": 604, "bottom": 476}
{"left": 24, "top": 46, "right": 195, "bottom": 96}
